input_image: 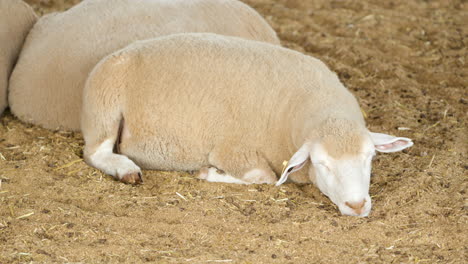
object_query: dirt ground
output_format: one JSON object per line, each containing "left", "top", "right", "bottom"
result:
{"left": 1, "top": 0, "right": 467, "bottom": 263}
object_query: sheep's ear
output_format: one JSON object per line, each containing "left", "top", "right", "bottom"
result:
{"left": 276, "top": 143, "right": 311, "bottom": 186}
{"left": 370, "top": 132, "right": 413, "bottom": 153}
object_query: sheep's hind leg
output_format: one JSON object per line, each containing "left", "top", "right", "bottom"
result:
{"left": 80, "top": 52, "right": 142, "bottom": 184}
{"left": 85, "top": 138, "right": 142, "bottom": 184}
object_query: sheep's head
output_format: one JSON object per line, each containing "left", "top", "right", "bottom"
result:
{"left": 276, "top": 121, "right": 413, "bottom": 217}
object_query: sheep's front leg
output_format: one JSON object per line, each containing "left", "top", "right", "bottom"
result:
{"left": 198, "top": 145, "right": 277, "bottom": 184}
{"left": 85, "top": 138, "right": 142, "bottom": 184}
{"left": 197, "top": 166, "right": 250, "bottom": 184}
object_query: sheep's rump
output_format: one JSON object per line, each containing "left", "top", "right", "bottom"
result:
{"left": 0, "top": 0, "right": 37, "bottom": 115}
{"left": 8, "top": 0, "right": 279, "bottom": 131}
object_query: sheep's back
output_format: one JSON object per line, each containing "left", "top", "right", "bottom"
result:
{"left": 8, "top": 0, "right": 279, "bottom": 130}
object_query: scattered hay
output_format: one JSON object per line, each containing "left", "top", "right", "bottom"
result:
{"left": 1, "top": 0, "right": 466, "bottom": 263}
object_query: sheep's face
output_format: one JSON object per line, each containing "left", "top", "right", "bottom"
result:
{"left": 275, "top": 131, "right": 413, "bottom": 217}
{"left": 308, "top": 138, "right": 375, "bottom": 217}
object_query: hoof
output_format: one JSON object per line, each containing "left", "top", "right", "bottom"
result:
{"left": 120, "top": 172, "right": 143, "bottom": 185}
{"left": 196, "top": 167, "right": 210, "bottom": 180}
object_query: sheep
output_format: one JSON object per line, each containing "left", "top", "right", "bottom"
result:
{"left": 0, "top": 0, "right": 37, "bottom": 115}
{"left": 8, "top": 0, "right": 279, "bottom": 131}
{"left": 81, "top": 33, "right": 413, "bottom": 216}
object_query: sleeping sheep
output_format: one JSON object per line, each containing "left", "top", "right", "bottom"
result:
{"left": 8, "top": 0, "right": 279, "bottom": 130}
{"left": 81, "top": 33, "right": 413, "bottom": 216}
{"left": 0, "top": 0, "right": 37, "bottom": 115}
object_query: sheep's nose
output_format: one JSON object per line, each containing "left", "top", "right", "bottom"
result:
{"left": 345, "top": 199, "right": 366, "bottom": 215}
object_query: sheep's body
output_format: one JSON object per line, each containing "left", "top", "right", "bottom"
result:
{"left": 82, "top": 33, "right": 363, "bottom": 185}
{"left": 8, "top": 0, "right": 279, "bottom": 131}
{"left": 82, "top": 34, "right": 414, "bottom": 217}
{"left": 0, "top": 0, "right": 37, "bottom": 115}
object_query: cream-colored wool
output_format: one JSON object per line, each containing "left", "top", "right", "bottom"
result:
{"left": 0, "top": 0, "right": 37, "bottom": 115}
{"left": 8, "top": 0, "right": 279, "bottom": 130}
{"left": 82, "top": 33, "right": 364, "bottom": 184}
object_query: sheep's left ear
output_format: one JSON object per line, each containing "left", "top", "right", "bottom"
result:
{"left": 370, "top": 132, "right": 413, "bottom": 153}
{"left": 276, "top": 143, "right": 311, "bottom": 186}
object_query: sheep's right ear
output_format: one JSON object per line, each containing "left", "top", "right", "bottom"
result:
{"left": 276, "top": 143, "right": 311, "bottom": 186}
{"left": 370, "top": 132, "right": 413, "bottom": 153}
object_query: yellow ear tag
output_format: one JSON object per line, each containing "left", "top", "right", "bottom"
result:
{"left": 281, "top": 160, "right": 289, "bottom": 175}
{"left": 360, "top": 107, "right": 368, "bottom": 119}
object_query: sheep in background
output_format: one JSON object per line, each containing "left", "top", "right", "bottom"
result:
{"left": 8, "top": 0, "right": 279, "bottom": 131}
{"left": 0, "top": 0, "right": 37, "bottom": 115}
{"left": 81, "top": 33, "right": 413, "bottom": 216}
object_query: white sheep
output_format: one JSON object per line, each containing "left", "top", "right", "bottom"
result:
{"left": 8, "top": 0, "right": 279, "bottom": 130}
{"left": 81, "top": 33, "right": 413, "bottom": 216}
{"left": 0, "top": 0, "right": 37, "bottom": 115}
